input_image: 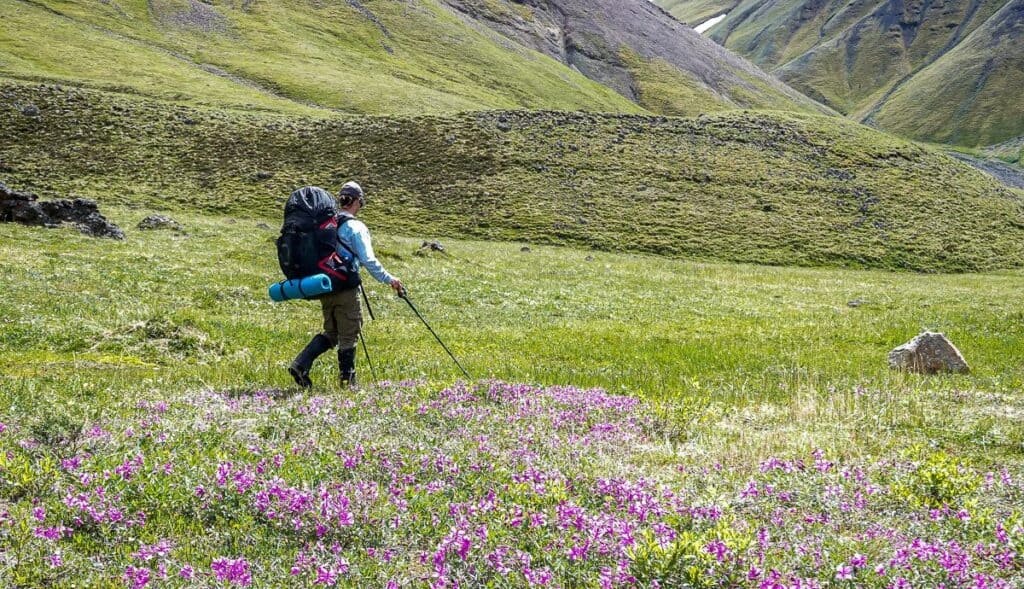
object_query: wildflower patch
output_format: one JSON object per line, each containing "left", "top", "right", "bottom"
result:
{"left": 0, "top": 382, "right": 1021, "bottom": 587}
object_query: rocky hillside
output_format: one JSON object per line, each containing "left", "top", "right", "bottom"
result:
{"left": 439, "top": 0, "right": 830, "bottom": 115}
{"left": 4, "top": 82, "right": 1023, "bottom": 272}
{"left": 0, "top": 0, "right": 822, "bottom": 117}
{"left": 658, "top": 0, "right": 1023, "bottom": 148}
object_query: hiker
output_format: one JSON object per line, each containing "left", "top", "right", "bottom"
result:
{"left": 288, "top": 181, "right": 404, "bottom": 388}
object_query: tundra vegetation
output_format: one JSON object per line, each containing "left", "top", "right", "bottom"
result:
{"left": 1, "top": 1, "right": 1023, "bottom": 585}
{"left": 2, "top": 209, "right": 1023, "bottom": 587}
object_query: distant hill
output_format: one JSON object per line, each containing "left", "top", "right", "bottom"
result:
{"left": 439, "top": 0, "right": 830, "bottom": 116}
{"left": 0, "top": 0, "right": 824, "bottom": 117}
{"left": 657, "top": 0, "right": 1024, "bottom": 148}
{"left": 4, "top": 82, "right": 1023, "bottom": 272}
{"left": 867, "top": 0, "right": 1024, "bottom": 146}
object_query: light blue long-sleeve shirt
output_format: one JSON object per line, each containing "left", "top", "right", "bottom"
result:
{"left": 336, "top": 214, "right": 395, "bottom": 285}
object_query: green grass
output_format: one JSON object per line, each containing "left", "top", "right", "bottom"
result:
{"left": 2, "top": 209, "right": 1023, "bottom": 464}
{"left": 658, "top": 0, "right": 738, "bottom": 25}
{"left": 4, "top": 82, "right": 1024, "bottom": 274}
{"left": 1, "top": 66, "right": 1023, "bottom": 585}
{"left": 0, "top": 1, "right": 316, "bottom": 115}
{"left": 619, "top": 49, "right": 730, "bottom": 116}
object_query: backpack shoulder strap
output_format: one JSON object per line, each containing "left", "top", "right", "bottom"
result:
{"left": 335, "top": 215, "right": 357, "bottom": 256}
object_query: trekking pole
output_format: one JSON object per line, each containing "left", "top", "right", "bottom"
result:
{"left": 359, "top": 285, "right": 376, "bottom": 321}
{"left": 357, "top": 286, "right": 378, "bottom": 381}
{"left": 398, "top": 290, "right": 472, "bottom": 380}
{"left": 358, "top": 330, "right": 378, "bottom": 382}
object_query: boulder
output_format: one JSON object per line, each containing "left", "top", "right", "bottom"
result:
{"left": 415, "top": 240, "right": 447, "bottom": 256}
{"left": 888, "top": 331, "right": 970, "bottom": 375}
{"left": 138, "top": 214, "right": 183, "bottom": 231}
{"left": 41, "top": 197, "right": 125, "bottom": 239}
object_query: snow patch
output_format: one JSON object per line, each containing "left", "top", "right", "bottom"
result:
{"left": 694, "top": 14, "right": 727, "bottom": 34}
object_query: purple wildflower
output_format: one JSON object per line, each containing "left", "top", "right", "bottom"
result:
{"left": 211, "top": 557, "right": 252, "bottom": 586}
{"left": 835, "top": 564, "right": 854, "bottom": 580}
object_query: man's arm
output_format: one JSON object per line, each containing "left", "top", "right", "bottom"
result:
{"left": 347, "top": 221, "right": 402, "bottom": 292}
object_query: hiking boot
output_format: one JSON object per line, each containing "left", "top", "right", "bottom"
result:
{"left": 338, "top": 346, "right": 357, "bottom": 389}
{"left": 288, "top": 334, "right": 333, "bottom": 388}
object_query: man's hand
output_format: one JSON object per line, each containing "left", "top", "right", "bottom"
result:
{"left": 390, "top": 278, "right": 406, "bottom": 296}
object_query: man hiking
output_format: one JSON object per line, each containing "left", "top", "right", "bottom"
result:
{"left": 288, "top": 181, "right": 404, "bottom": 388}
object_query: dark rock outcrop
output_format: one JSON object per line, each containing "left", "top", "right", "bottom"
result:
{"left": 0, "top": 182, "right": 124, "bottom": 239}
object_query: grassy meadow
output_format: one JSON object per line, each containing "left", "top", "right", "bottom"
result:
{"left": 2, "top": 208, "right": 1024, "bottom": 586}
{"left": 3, "top": 208, "right": 1023, "bottom": 463}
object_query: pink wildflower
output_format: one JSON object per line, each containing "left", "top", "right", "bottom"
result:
{"left": 705, "top": 540, "right": 731, "bottom": 562}
{"left": 315, "top": 566, "right": 337, "bottom": 586}
{"left": 835, "top": 564, "right": 854, "bottom": 580}
{"left": 211, "top": 557, "right": 252, "bottom": 586}
{"left": 124, "top": 566, "right": 151, "bottom": 588}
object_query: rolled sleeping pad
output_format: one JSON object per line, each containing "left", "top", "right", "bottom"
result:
{"left": 268, "top": 274, "right": 333, "bottom": 302}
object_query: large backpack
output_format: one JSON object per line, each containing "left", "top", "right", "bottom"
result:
{"left": 276, "top": 186, "right": 361, "bottom": 293}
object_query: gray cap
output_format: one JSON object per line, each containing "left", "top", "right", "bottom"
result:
{"left": 338, "top": 181, "right": 364, "bottom": 202}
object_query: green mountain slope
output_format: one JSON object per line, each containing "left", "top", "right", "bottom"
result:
{"left": 869, "top": 0, "right": 1024, "bottom": 146}
{"left": 0, "top": 0, "right": 823, "bottom": 117}
{"left": 4, "top": 83, "right": 1023, "bottom": 272}
{"left": 655, "top": 0, "right": 1022, "bottom": 147}
{"left": 0, "top": 0, "right": 637, "bottom": 114}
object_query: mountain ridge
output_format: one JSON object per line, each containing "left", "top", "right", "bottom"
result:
{"left": 658, "top": 0, "right": 1023, "bottom": 147}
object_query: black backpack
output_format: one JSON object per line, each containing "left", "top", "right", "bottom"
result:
{"left": 276, "top": 186, "right": 361, "bottom": 292}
